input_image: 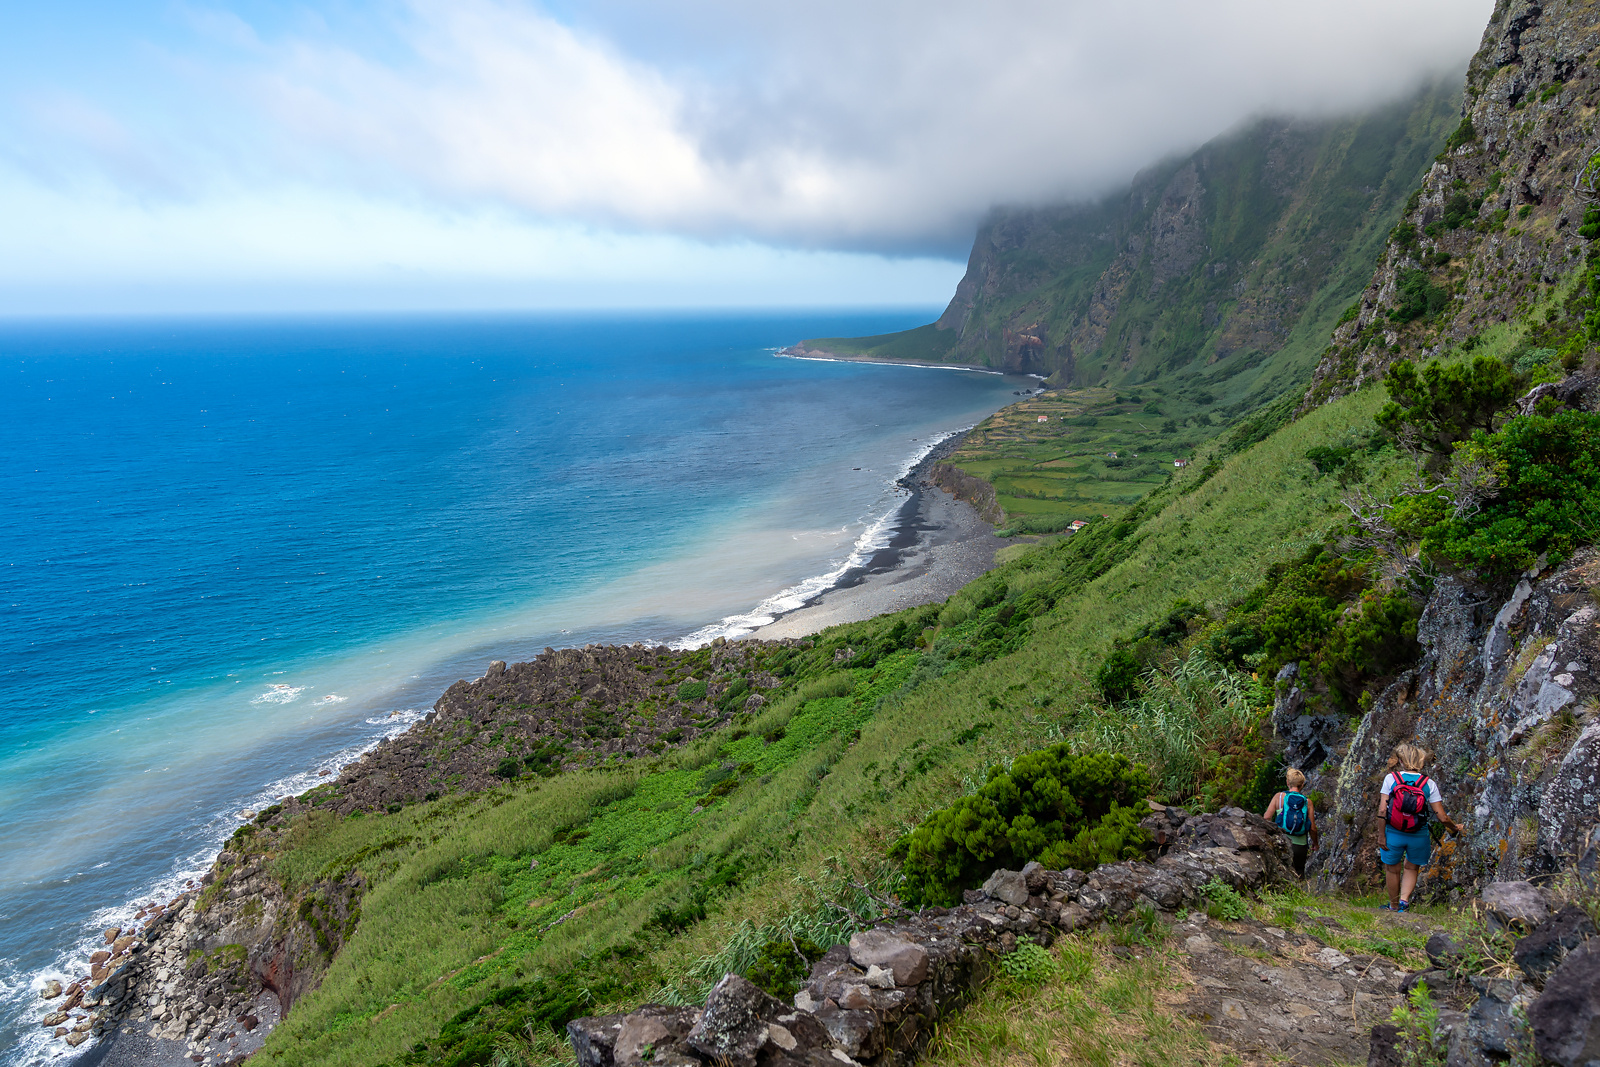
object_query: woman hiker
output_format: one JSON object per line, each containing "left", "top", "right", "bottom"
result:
{"left": 1378, "top": 743, "right": 1464, "bottom": 912}
{"left": 1264, "top": 767, "right": 1319, "bottom": 878}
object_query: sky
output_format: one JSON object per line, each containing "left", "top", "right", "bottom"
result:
{"left": 0, "top": 0, "right": 1494, "bottom": 315}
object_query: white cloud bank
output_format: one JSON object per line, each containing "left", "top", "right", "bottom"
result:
{"left": 0, "top": 0, "right": 1492, "bottom": 311}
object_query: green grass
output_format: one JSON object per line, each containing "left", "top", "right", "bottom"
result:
{"left": 254, "top": 356, "right": 1512, "bottom": 1067}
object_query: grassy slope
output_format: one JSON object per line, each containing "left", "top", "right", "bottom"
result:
{"left": 249, "top": 333, "right": 1493, "bottom": 1065}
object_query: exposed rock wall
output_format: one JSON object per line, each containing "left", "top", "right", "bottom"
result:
{"left": 1285, "top": 548, "right": 1600, "bottom": 897}
{"left": 567, "top": 808, "right": 1293, "bottom": 1067}
{"left": 1304, "top": 0, "right": 1600, "bottom": 407}
{"left": 929, "top": 463, "right": 1003, "bottom": 525}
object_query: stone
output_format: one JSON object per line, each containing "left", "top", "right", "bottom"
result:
{"left": 41, "top": 981, "right": 62, "bottom": 999}
{"left": 861, "top": 966, "right": 895, "bottom": 991}
{"left": 90, "top": 951, "right": 111, "bottom": 966}
{"left": 1466, "top": 976, "right": 1533, "bottom": 1057}
{"left": 613, "top": 1006, "right": 699, "bottom": 1066}
{"left": 1401, "top": 969, "right": 1450, "bottom": 996}
{"left": 981, "top": 869, "right": 1029, "bottom": 907}
{"left": 1482, "top": 882, "right": 1553, "bottom": 933}
{"left": 102, "top": 928, "right": 120, "bottom": 944}
{"left": 1315, "top": 948, "right": 1351, "bottom": 968}
{"left": 1514, "top": 902, "right": 1597, "bottom": 984}
{"left": 848, "top": 930, "right": 928, "bottom": 986}
{"left": 1055, "top": 902, "right": 1089, "bottom": 931}
{"left": 65, "top": 1032, "right": 90, "bottom": 1047}
{"left": 1531, "top": 938, "right": 1600, "bottom": 1067}
{"left": 813, "top": 1005, "right": 880, "bottom": 1059}
{"left": 685, "top": 974, "right": 785, "bottom": 1067}
{"left": 1020, "top": 861, "right": 1048, "bottom": 894}
{"left": 1184, "top": 934, "right": 1218, "bottom": 954}
{"left": 1426, "top": 932, "right": 1464, "bottom": 969}
{"left": 568, "top": 1015, "right": 627, "bottom": 1067}
{"left": 41, "top": 1012, "right": 69, "bottom": 1026}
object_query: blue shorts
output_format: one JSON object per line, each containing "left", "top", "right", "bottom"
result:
{"left": 1380, "top": 825, "right": 1432, "bottom": 867}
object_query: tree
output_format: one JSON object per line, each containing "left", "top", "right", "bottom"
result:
{"left": 1375, "top": 356, "right": 1518, "bottom": 457}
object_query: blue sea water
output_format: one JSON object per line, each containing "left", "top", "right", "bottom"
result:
{"left": 0, "top": 311, "right": 1026, "bottom": 1062}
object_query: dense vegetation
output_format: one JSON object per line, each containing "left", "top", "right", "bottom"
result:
{"left": 235, "top": 274, "right": 1592, "bottom": 1067}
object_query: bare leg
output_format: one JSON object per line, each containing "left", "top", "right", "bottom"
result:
{"left": 1401, "top": 863, "right": 1420, "bottom": 903}
{"left": 1385, "top": 863, "right": 1402, "bottom": 907}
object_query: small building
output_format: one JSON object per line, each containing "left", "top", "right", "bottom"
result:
{"left": 1037, "top": 415, "right": 1048, "bottom": 423}
{"left": 1106, "top": 451, "right": 1118, "bottom": 459}
{"left": 1173, "top": 458, "right": 1189, "bottom": 468}
{"left": 1068, "top": 519, "right": 1089, "bottom": 532}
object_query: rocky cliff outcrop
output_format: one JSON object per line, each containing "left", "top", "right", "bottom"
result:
{"left": 292, "top": 640, "right": 791, "bottom": 816}
{"left": 1280, "top": 546, "right": 1600, "bottom": 898}
{"left": 1304, "top": 0, "right": 1600, "bottom": 406}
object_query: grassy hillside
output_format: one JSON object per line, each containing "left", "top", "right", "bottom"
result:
{"left": 241, "top": 306, "right": 1540, "bottom": 1064}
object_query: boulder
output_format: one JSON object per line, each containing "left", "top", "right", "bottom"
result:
{"left": 1514, "top": 902, "right": 1597, "bottom": 984}
{"left": 41, "top": 981, "right": 61, "bottom": 1000}
{"left": 685, "top": 974, "right": 835, "bottom": 1067}
{"left": 1531, "top": 938, "right": 1600, "bottom": 1066}
{"left": 981, "top": 870, "right": 1029, "bottom": 907}
{"left": 1482, "top": 882, "right": 1553, "bottom": 932}
{"left": 848, "top": 931, "right": 928, "bottom": 987}
{"left": 102, "top": 928, "right": 120, "bottom": 944}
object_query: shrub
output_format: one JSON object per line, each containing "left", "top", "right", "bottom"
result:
{"left": 1410, "top": 411, "right": 1600, "bottom": 574}
{"left": 893, "top": 747, "right": 1151, "bottom": 906}
{"left": 998, "top": 942, "right": 1058, "bottom": 984}
{"left": 676, "top": 679, "right": 708, "bottom": 702}
{"left": 1376, "top": 356, "right": 1518, "bottom": 456}
{"left": 1389, "top": 269, "right": 1450, "bottom": 324}
{"left": 493, "top": 756, "right": 521, "bottom": 779}
{"left": 1199, "top": 879, "right": 1250, "bottom": 921}
{"left": 744, "top": 936, "right": 825, "bottom": 1000}
{"left": 1444, "top": 116, "right": 1478, "bottom": 152}
{"left": 1094, "top": 648, "right": 1143, "bottom": 704}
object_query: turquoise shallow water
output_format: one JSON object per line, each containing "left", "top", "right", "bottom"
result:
{"left": 0, "top": 311, "right": 1025, "bottom": 1062}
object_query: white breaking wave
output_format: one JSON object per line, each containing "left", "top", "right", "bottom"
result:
{"left": 672, "top": 427, "right": 967, "bottom": 648}
{"left": 250, "top": 683, "right": 305, "bottom": 705}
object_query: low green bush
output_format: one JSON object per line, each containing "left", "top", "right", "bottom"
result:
{"left": 998, "top": 942, "right": 1058, "bottom": 984}
{"left": 893, "top": 747, "right": 1151, "bottom": 906}
{"left": 744, "top": 936, "right": 825, "bottom": 1000}
{"left": 1199, "top": 880, "right": 1249, "bottom": 921}
{"left": 676, "top": 679, "right": 708, "bottom": 702}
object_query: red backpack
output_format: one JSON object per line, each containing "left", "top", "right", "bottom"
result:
{"left": 1387, "top": 773, "right": 1431, "bottom": 833}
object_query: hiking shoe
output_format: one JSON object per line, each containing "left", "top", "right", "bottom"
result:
{"left": 1379, "top": 903, "right": 1395, "bottom": 911}
{"left": 1397, "top": 899, "right": 1411, "bottom": 913}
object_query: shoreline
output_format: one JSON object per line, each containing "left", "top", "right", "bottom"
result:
{"left": 742, "top": 428, "right": 1007, "bottom": 639}
{"left": 60, "top": 428, "right": 1014, "bottom": 1067}
{"left": 776, "top": 344, "right": 1005, "bottom": 376}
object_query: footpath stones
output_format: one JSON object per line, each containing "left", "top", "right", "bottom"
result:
{"left": 569, "top": 808, "right": 1292, "bottom": 1067}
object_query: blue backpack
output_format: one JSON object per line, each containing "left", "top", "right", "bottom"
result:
{"left": 1277, "top": 791, "right": 1309, "bottom": 836}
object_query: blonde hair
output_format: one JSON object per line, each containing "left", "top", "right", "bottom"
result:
{"left": 1387, "top": 743, "right": 1429, "bottom": 774}
{"left": 1285, "top": 768, "right": 1306, "bottom": 790}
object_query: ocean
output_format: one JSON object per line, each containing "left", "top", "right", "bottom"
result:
{"left": 0, "top": 311, "right": 1025, "bottom": 1062}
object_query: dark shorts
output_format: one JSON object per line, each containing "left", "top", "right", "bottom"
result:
{"left": 1380, "top": 826, "right": 1432, "bottom": 867}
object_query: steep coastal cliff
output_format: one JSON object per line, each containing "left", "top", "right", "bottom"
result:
{"left": 795, "top": 82, "right": 1459, "bottom": 412}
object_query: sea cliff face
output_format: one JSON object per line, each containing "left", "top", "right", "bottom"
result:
{"left": 798, "top": 82, "right": 1460, "bottom": 410}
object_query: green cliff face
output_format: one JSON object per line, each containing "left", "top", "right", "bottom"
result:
{"left": 794, "top": 80, "right": 1461, "bottom": 415}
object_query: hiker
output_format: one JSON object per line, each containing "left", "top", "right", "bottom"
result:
{"left": 1264, "top": 768, "right": 1319, "bottom": 878}
{"left": 1378, "top": 743, "right": 1464, "bottom": 912}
